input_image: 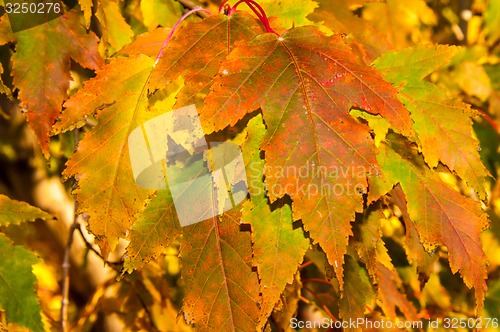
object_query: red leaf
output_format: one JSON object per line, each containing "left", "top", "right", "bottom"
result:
{"left": 200, "top": 26, "right": 412, "bottom": 288}
{"left": 12, "top": 10, "right": 102, "bottom": 156}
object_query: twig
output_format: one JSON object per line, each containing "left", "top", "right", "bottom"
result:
{"left": 75, "top": 224, "right": 123, "bottom": 269}
{"left": 136, "top": 278, "right": 160, "bottom": 332}
{"left": 302, "top": 278, "right": 334, "bottom": 286}
{"left": 61, "top": 205, "right": 79, "bottom": 331}
{"left": 474, "top": 107, "right": 499, "bottom": 134}
{"left": 299, "top": 260, "right": 314, "bottom": 269}
{"left": 61, "top": 129, "right": 81, "bottom": 331}
{"left": 75, "top": 224, "right": 102, "bottom": 259}
{"left": 298, "top": 295, "right": 310, "bottom": 303}
{"left": 301, "top": 284, "right": 338, "bottom": 322}
{"left": 175, "top": 0, "right": 211, "bottom": 18}
{"left": 70, "top": 278, "right": 118, "bottom": 330}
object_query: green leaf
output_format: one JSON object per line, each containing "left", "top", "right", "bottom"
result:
{"left": 373, "top": 45, "right": 460, "bottom": 81}
{"left": 0, "top": 194, "right": 53, "bottom": 226}
{"left": 241, "top": 114, "right": 309, "bottom": 325}
{"left": 373, "top": 45, "right": 489, "bottom": 200}
{"left": 0, "top": 234, "right": 42, "bottom": 332}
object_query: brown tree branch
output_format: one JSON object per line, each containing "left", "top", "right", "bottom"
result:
{"left": 61, "top": 128, "right": 81, "bottom": 332}
{"left": 61, "top": 211, "right": 79, "bottom": 332}
{"left": 175, "top": 0, "right": 211, "bottom": 18}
